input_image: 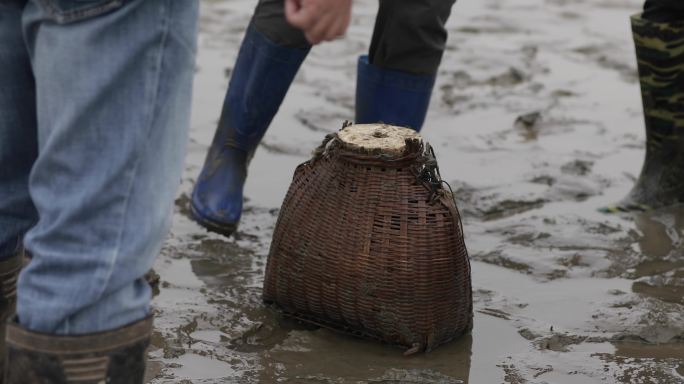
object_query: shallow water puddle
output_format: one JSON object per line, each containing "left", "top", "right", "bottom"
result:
{"left": 150, "top": 0, "right": 683, "bottom": 382}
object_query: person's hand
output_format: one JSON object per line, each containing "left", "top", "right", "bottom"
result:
{"left": 285, "top": 0, "right": 352, "bottom": 45}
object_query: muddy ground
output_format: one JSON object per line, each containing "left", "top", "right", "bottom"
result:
{"left": 147, "top": 0, "right": 684, "bottom": 382}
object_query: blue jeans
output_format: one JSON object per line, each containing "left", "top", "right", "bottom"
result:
{"left": 0, "top": 0, "right": 198, "bottom": 335}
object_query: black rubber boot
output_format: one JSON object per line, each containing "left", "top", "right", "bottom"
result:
{"left": 0, "top": 252, "right": 22, "bottom": 381}
{"left": 602, "top": 14, "right": 684, "bottom": 213}
{"left": 4, "top": 316, "right": 152, "bottom": 384}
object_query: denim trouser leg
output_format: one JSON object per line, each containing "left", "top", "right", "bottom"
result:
{"left": 0, "top": 1, "right": 38, "bottom": 260}
{"left": 11, "top": 0, "right": 199, "bottom": 335}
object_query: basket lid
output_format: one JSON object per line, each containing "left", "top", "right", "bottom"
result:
{"left": 337, "top": 124, "right": 422, "bottom": 158}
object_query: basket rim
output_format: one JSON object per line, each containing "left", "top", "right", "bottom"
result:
{"left": 317, "top": 136, "right": 426, "bottom": 167}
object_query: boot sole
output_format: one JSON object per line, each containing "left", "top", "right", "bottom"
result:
{"left": 190, "top": 203, "right": 239, "bottom": 237}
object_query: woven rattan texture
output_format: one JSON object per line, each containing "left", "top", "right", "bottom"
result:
{"left": 263, "top": 137, "right": 473, "bottom": 353}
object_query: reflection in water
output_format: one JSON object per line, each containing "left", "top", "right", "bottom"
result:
{"left": 634, "top": 206, "right": 684, "bottom": 257}
{"left": 632, "top": 207, "right": 684, "bottom": 305}
{"left": 151, "top": 0, "right": 684, "bottom": 380}
{"left": 607, "top": 342, "right": 684, "bottom": 383}
{"left": 258, "top": 330, "right": 472, "bottom": 383}
{"left": 189, "top": 251, "right": 472, "bottom": 383}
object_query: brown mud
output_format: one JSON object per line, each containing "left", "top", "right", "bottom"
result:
{"left": 149, "top": 0, "right": 684, "bottom": 382}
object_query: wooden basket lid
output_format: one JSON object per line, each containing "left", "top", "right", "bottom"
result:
{"left": 337, "top": 124, "right": 422, "bottom": 157}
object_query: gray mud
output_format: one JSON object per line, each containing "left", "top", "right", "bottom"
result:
{"left": 148, "top": 0, "right": 684, "bottom": 382}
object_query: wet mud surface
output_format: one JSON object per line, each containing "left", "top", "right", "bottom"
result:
{"left": 149, "top": 0, "right": 683, "bottom": 382}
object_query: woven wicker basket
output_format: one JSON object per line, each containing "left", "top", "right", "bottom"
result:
{"left": 263, "top": 123, "right": 472, "bottom": 354}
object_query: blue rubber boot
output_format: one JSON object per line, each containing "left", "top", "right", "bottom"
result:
{"left": 355, "top": 55, "right": 437, "bottom": 132}
{"left": 191, "top": 24, "right": 309, "bottom": 236}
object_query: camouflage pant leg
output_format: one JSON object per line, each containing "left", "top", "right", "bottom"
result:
{"left": 627, "top": 14, "right": 684, "bottom": 208}
{"left": 644, "top": 0, "right": 684, "bottom": 22}
{"left": 632, "top": 14, "right": 684, "bottom": 147}
{"left": 601, "top": 13, "right": 684, "bottom": 212}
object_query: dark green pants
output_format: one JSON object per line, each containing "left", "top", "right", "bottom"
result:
{"left": 644, "top": 0, "right": 684, "bottom": 22}
{"left": 252, "top": 0, "right": 456, "bottom": 75}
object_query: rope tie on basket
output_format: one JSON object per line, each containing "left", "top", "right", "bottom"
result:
{"left": 413, "top": 143, "right": 444, "bottom": 204}
{"left": 412, "top": 144, "right": 467, "bottom": 240}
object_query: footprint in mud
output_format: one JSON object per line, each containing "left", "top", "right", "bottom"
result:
{"left": 616, "top": 208, "right": 684, "bottom": 306}
{"left": 440, "top": 67, "right": 528, "bottom": 90}
{"left": 598, "top": 295, "right": 684, "bottom": 344}
{"left": 558, "top": 11, "right": 582, "bottom": 20}
{"left": 367, "top": 368, "right": 465, "bottom": 384}
{"left": 453, "top": 178, "right": 548, "bottom": 221}
{"left": 149, "top": 231, "right": 299, "bottom": 380}
{"left": 544, "top": 176, "right": 605, "bottom": 203}
{"left": 533, "top": 333, "right": 591, "bottom": 352}
{"left": 440, "top": 67, "right": 532, "bottom": 112}
{"left": 220, "top": 312, "right": 320, "bottom": 354}
{"left": 473, "top": 250, "right": 533, "bottom": 274}
{"left": 632, "top": 208, "right": 684, "bottom": 257}
{"left": 514, "top": 111, "right": 545, "bottom": 141}
{"left": 560, "top": 159, "right": 594, "bottom": 176}
{"left": 477, "top": 211, "right": 631, "bottom": 280}
{"left": 572, "top": 44, "right": 638, "bottom": 83}
{"left": 451, "top": 15, "right": 524, "bottom": 36}
{"left": 259, "top": 139, "right": 311, "bottom": 157}
{"left": 632, "top": 275, "right": 684, "bottom": 305}
{"left": 526, "top": 159, "right": 610, "bottom": 203}
{"left": 477, "top": 307, "right": 513, "bottom": 320}
{"left": 295, "top": 109, "right": 351, "bottom": 134}
{"left": 512, "top": 111, "right": 598, "bottom": 143}
{"left": 476, "top": 196, "right": 548, "bottom": 221}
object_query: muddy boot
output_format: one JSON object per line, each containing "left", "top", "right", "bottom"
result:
{"left": 0, "top": 252, "right": 23, "bottom": 379}
{"left": 355, "top": 55, "right": 436, "bottom": 132}
{"left": 4, "top": 316, "right": 152, "bottom": 384}
{"left": 602, "top": 15, "right": 684, "bottom": 213}
{"left": 191, "top": 23, "right": 309, "bottom": 236}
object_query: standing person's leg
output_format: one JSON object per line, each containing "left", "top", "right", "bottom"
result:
{"left": 604, "top": 0, "right": 684, "bottom": 212}
{"left": 0, "top": 0, "right": 37, "bottom": 260}
{"left": 4, "top": 0, "right": 198, "bottom": 382}
{"left": 356, "top": 0, "right": 457, "bottom": 131}
{"left": 643, "top": 0, "right": 684, "bottom": 21}
{"left": 191, "top": 0, "right": 310, "bottom": 236}
{"left": 0, "top": 0, "right": 37, "bottom": 375}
